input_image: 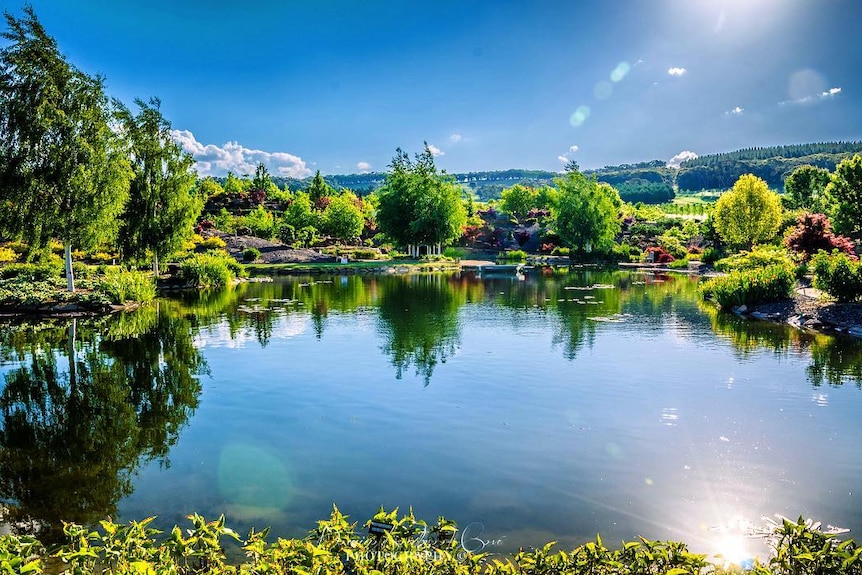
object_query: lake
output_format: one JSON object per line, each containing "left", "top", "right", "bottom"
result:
{"left": 1, "top": 268, "right": 861, "bottom": 563}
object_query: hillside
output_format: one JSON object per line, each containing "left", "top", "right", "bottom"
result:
{"left": 241, "top": 140, "right": 862, "bottom": 204}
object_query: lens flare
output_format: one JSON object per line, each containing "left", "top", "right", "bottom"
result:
{"left": 610, "top": 62, "right": 630, "bottom": 83}
{"left": 594, "top": 81, "right": 613, "bottom": 100}
{"left": 569, "top": 105, "right": 591, "bottom": 127}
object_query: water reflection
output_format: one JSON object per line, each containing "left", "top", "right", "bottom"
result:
{"left": 0, "top": 304, "right": 204, "bottom": 541}
{"left": 702, "top": 304, "right": 862, "bottom": 387}
{"left": 377, "top": 275, "right": 465, "bottom": 385}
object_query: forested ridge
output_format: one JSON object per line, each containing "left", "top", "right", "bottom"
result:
{"left": 256, "top": 142, "right": 862, "bottom": 205}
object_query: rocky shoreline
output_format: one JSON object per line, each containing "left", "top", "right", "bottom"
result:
{"left": 733, "top": 286, "right": 862, "bottom": 339}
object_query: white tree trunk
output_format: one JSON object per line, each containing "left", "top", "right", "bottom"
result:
{"left": 64, "top": 242, "right": 75, "bottom": 292}
{"left": 153, "top": 253, "right": 160, "bottom": 275}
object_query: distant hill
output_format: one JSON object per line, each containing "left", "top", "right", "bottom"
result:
{"left": 676, "top": 141, "right": 862, "bottom": 191}
{"left": 255, "top": 140, "right": 862, "bottom": 204}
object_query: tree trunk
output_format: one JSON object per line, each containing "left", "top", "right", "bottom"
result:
{"left": 153, "top": 253, "right": 160, "bottom": 275}
{"left": 64, "top": 242, "right": 75, "bottom": 292}
{"left": 68, "top": 318, "right": 77, "bottom": 392}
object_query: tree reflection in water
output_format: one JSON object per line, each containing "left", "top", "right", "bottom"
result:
{"left": 0, "top": 304, "right": 205, "bottom": 541}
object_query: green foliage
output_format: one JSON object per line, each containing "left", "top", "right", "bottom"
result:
{"left": 116, "top": 98, "right": 202, "bottom": 272}
{"left": 179, "top": 252, "right": 240, "bottom": 289}
{"left": 0, "top": 7, "right": 134, "bottom": 291}
{"left": 307, "top": 169, "right": 335, "bottom": 203}
{"left": 0, "top": 246, "right": 17, "bottom": 262}
{"left": 281, "top": 192, "right": 319, "bottom": 232}
{"left": 701, "top": 246, "right": 722, "bottom": 265}
{"left": 783, "top": 164, "right": 831, "bottom": 211}
{"left": 0, "top": 262, "right": 62, "bottom": 280}
{"left": 443, "top": 246, "right": 467, "bottom": 259}
{"left": 323, "top": 192, "right": 364, "bottom": 242}
{"left": 825, "top": 154, "right": 862, "bottom": 237}
{"left": 714, "top": 174, "right": 783, "bottom": 248}
{"left": 212, "top": 208, "right": 237, "bottom": 234}
{"left": 377, "top": 145, "right": 467, "bottom": 249}
{"left": 550, "top": 246, "right": 571, "bottom": 256}
{"left": 812, "top": 251, "right": 862, "bottom": 303}
{"left": 242, "top": 247, "right": 260, "bottom": 262}
{"left": 658, "top": 232, "right": 687, "bottom": 259}
{"left": 500, "top": 184, "right": 539, "bottom": 221}
{"left": 98, "top": 268, "right": 156, "bottom": 304}
{"left": 198, "top": 236, "right": 227, "bottom": 251}
{"left": 700, "top": 264, "right": 795, "bottom": 309}
{"left": 197, "top": 177, "right": 225, "bottom": 200}
{"left": 714, "top": 246, "right": 795, "bottom": 272}
{"left": 553, "top": 170, "right": 622, "bottom": 255}
{"left": 500, "top": 249, "right": 527, "bottom": 261}
{"left": 669, "top": 257, "right": 690, "bottom": 269}
{"left": 236, "top": 205, "right": 276, "bottom": 240}
{"left": 3, "top": 512, "right": 860, "bottom": 575}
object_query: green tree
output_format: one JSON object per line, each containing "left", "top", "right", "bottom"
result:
{"left": 376, "top": 145, "right": 466, "bottom": 255}
{"left": 713, "top": 174, "right": 782, "bottom": 248}
{"left": 783, "top": 164, "right": 830, "bottom": 211}
{"left": 500, "top": 184, "right": 538, "bottom": 222}
{"left": 308, "top": 170, "right": 334, "bottom": 204}
{"left": 197, "top": 177, "right": 225, "bottom": 199}
{"left": 223, "top": 171, "right": 246, "bottom": 195}
{"left": 553, "top": 170, "right": 621, "bottom": 256}
{"left": 0, "top": 7, "right": 132, "bottom": 290}
{"left": 825, "top": 154, "right": 862, "bottom": 238}
{"left": 323, "top": 192, "right": 364, "bottom": 243}
{"left": 282, "top": 191, "right": 318, "bottom": 231}
{"left": 116, "top": 98, "right": 202, "bottom": 272}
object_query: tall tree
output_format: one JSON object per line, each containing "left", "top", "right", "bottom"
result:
{"left": 0, "top": 7, "right": 132, "bottom": 290}
{"left": 783, "top": 164, "right": 830, "bottom": 211}
{"left": 116, "top": 98, "right": 201, "bottom": 273}
{"left": 553, "top": 169, "right": 621, "bottom": 256}
{"left": 307, "top": 169, "right": 334, "bottom": 205}
{"left": 500, "top": 184, "right": 539, "bottom": 222}
{"left": 713, "top": 174, "right": 782, "bottom": 249}
{"left": 825, "top": 154, "right": 862, "bottom": 238}
{"left": 376, "top": 144, "right": 466, "bottom": 255}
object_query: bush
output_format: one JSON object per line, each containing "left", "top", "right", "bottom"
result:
{"left": 714, "top": 245, "right": 794, "bottom": 272}
{"left": 198, "top": 236, "right": 227, "bottom": 251}
{"left": 700, "top": 264, "right": 795, "bottom": 309}
{"left": 352, "top": 248, "right": 379, "bottom": 260}
{"left": 99, "top": 268, "right": 156, "bottom": 304}
{"left": 812, "top": 251, "right": 862, "bottom": 303}
{"left": 668, "top": 257, "right": 690, "bottom": 269}
{"left": 701, "top": 246, "right": 722, "bottom": 265}
{"left": 242, "top": 247, "right": 261, "bottom": 262}
{"left": 0, "top": 262, "right": 62, "bottom": 280}
{"left": 611, "top": 243, "right": 640, "bottom": 262}
{"left": 500, "top": 249, "right": 527, "bottom": 261}
{"left": 443, "top": 246, "right": 466, "bottom": 259}
{"left": 645, "top": 246, "right": 674, "bottom": 263}
{"left": 179, "top": 252, "right": 240, "bottom": 289}
{"left": 0, "top": 247, "right": 17, "bottom": 263}
{"left": 785, "top": 213, "right": 857, "bottom": 261}
{"left": 550, "top": 246, "right": 570, "bottom": 256}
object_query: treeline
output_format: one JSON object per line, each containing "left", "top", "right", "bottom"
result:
{"left": 677, "top": 142, "right": 862, "bottom": 192}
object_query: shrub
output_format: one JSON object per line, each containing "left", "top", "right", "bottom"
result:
{"left": 657, "top": 232, "right": 687, "bottom": 258}
{"left": 668, "top": 257, "right": 690, "bottom": 269}
{"left": 443, "top": 246, "right": 466, "bottom": 259}
{"left": 785, "top": 212, "right": 857, "bottom": 261}
{"left": 812, "top": 251, "right": 862, "bottom": 303}
{"left": 645, "top": 246, "right": 674, "bottom": 263}
{"left": 352, "top": 248, "right": 379, "bottom": 260}
{"left": 500, "top": 249, "right": 527, "bottom": 261}
{"left": 550, "top": 246, "right": 570, "bottom": 256}
{"left": 99, "top": 268, "right": 156, "bottom": 304}
{"left": 198, "top": 236, "right": 227, "bottom": 251}
{"left": 242, "top": 247, "right": 261, "bottom": 262}
{"left": 714, "top": 245, "right": 794, "bottom": 272}
{"left": 611, "top": 243, "right": 640, "bottom": 262}
{"left": 701, "top": 246, "right": 722, "bottom": 265}
{"left": 0, "top": 262, "right": 62, "bottom": 280}
{"left": 699, "top": 264, "right": 795, "bottom": 309}
{"left": 90, "top": 251, "right": 117, "bottom": 264}
{"left": 179, "top": 252, "right": 243, "bottom": 288}
{"left": 0, "top": 247, "right": 17, "bottom": 263}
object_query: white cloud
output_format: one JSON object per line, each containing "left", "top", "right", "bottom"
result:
{"left": 668, "top": 67, "right": 687, "bottom": 77}
{"left": 569, "top": 145, "right": 580, "bottom": 153}
{"left": 448, "top": 133, "right": 463, "bottom": 144}
{"left": 170, "top": 129, "right": 312, "bottom": 178}
{"left": 725, "top": 106, "right": 744, "bottom": 116}
{"left": 557, "top": 155, "right": 569, "bottom": 164}
{"left": 428, "top": 144, "right": 444, "bottom": 157}
{"left": 779, "top": 86, "right": 842, "bottom": 106}
{"left": 356, "top": 161, "right": 372, "bottom": 173}
{"left": 667, "top": 150, "right": 698, "bottom": 169}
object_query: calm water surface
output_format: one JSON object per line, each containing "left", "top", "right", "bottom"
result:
{"left": 1, "top": 269, "right": 861, "bottom": 561}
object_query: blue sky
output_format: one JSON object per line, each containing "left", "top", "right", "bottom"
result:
{"left": 6, "top": 0, "right": 862, "bottom": 177}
